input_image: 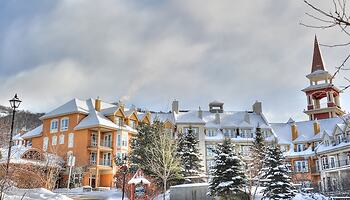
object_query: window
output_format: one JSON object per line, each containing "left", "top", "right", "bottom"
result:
{"left": 102, "top": 153, "right": 112, "bottom": 166}
{"left": 59, "top": 134, "right": 65, "bottom": 144}
{"left": 296, "top": 144, "right": 304, "bottom": 152}
{"left": 206, "top": 145, "right": 216, "bottom": 157}
{"left": 91, "top": 132, "right": 97, "bottom": 147}
{"left": 117, "top": 134, "right": 121, "bottom": 146}
{"left": 52, "top": 135, "right": 57, "bottom": 145}
{"left": 207, "top": 129, "right": 216, "bottom": 137}
{"left": 103, "top": 133, "right": 112, "bottom": 147}
{"left": 43, "top": 137, "right": 49, "bottom": 151}
{"left": 130, "top": 120, "right": 136, "bottom": 129}
{"left": 60, "top": 118, "right": 69, "bottom": 131}
{"left": 325, "top": 140, "right": 330, "bottom": 146}
{"left": 336, "top": 134, "right": 343, "bottom": 145}
{"left": 329, "top": 156, "right": 336, "bottom": 168}
{"left": 183, "top": 127, "right": 199, "bottom": 135}
{"left": 50, "top": 119, "right": 58, "bottom": 133}
{"left": 241, "top": 130, "right": 252, "bottom": 138}
{"left": 68, "top": 133, "right": 74, "bottom": 148}
{"left": 294, "top": 160, "right": 308, "bottom": 172}
{"left": 90, "top": 152, "right": 97, "bottom": 165}
{"left": 115, "top": 117, "right": 123, "bottom": 127}
{"left": 322, "top": 157, "right": 329, "bottom": 169}
{"left": 122, "top": 134, "right": 128, "bottom": 147}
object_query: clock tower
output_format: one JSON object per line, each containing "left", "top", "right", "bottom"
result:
{"left": 302, "top": 36, "right": 345, "bottom": 120}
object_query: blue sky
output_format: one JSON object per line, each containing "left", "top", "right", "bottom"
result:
{"left": 0, "top": 0, "right": 349, "bottom": 122}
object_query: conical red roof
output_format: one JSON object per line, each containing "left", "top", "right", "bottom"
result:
{"left": 311, "top": 35, "right": 325, "bottom": 72}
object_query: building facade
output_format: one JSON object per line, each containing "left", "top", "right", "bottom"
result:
{"left": 21, "top": 98, "right": 151, "bottom": 188}
{"left": 153, "top": 100, "right": 276, "bottom": 176}
{"left": 272, "top": 36, "right": 349, "bottom": 192}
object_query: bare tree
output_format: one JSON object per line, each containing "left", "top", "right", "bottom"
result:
{"left": 142, "top": 123, "right": 181, "bottom": 200}
{"left": 302, "top": 0, "right": 350, "bottom": 89}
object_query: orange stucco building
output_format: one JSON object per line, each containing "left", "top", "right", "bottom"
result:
{"left": 22, "top": 98, "right": 150, "bottom": 188}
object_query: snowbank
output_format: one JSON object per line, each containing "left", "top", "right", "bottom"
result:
{"left": 5, "top": 188, "right": 72, "bottom": 200}
{"left": 153, "top": 190, "right": 170, "bottom": 200}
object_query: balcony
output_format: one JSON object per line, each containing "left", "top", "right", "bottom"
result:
{"left": 322, "top": 159, "right": 350, "bottom": 171}
{"left": 98, "top": 160, "right": 113, "bottom": 170}
{"left": 88, "top": 140, "right": 113, "bottom": 152}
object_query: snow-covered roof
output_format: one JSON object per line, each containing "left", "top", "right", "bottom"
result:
{"left": 100, "top": 106, "right": 119, "bottom": 116}
{"left": 75, "top": 110, "right": 119, "bottom": 130}
{"left": 316, "top": 141, "right": 350, "bottom": 154}
{"left": 40, "top": 98, "right": 89, "bottom": 119}
{"left": 127, "top": 169, "right": 150, "bottom": 185}
{"left": 21, "top": 125, "right": 43, "bottom": 139}
{"left": 271, "top": 117, "right": 342, "bottom": 145}
{"left": 175, "top": 110, "right": 205, "bottom": 124}
{"left": 152, "top": 112, "right": 175, "bottom": 124}
{"left": 41, "top": 98, "right": 117, "bottom": 119}
{"left": 75, "top": 99, "right": 119, "bottom": 130}
{"left": 171, "top": 110, "right": 270, "bottom": 130}
{"left": 284, "top": 146, "right": 315, "bottom": 158}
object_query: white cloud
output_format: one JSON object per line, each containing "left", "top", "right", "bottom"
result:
{"left": 0, "top": 0, "right": 349, "bottom": 122}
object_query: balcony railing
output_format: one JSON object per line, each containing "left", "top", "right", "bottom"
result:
{"left": 89, "top": 140, "right": 112, "bottom": 148}
{"left": 100, "top": 141, "right": 112, "bottom": 148}
{"left": 99, "top": 160, "right": 112, "bottom": 166}
{"left": 322, "top": 159, "right": 350, "bottom": 170}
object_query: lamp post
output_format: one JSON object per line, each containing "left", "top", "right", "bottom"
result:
{"left": 5, "top": 94, "right": 21, "bottom": 176}
{"left": 0, "top": 94, "right": 21, "bottom": 200}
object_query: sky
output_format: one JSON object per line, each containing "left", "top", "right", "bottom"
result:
{"left": 0, "top": 0, "right": 349, "bottom": 122}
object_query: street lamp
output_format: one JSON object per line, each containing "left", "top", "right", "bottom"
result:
{"left": 5, "top": 94, "right": 21, "bottom": 175}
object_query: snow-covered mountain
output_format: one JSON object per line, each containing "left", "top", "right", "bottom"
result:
{"left": 0, "top": 105, "right": 43, "bottom": 147}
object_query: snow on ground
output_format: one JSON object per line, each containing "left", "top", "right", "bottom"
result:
{"left": 54, "top": 187, "right": 128, "bottom": 200}
{"left": 254, "top": 186, "right": 329, "bottom": 200}
{"left": 5, "top": 188, "right": 72, "bottom": 200}
{"left": 153, "top": 190, "right": 170, "bottom": 200}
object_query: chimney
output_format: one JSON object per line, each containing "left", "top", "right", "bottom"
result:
{"left": 313, "top": 119, "right": 320, "bottom": 135}
{"left": 172, "top": 100, "right": 179, "bottom": 114}
{"left": 291, "top": 122, "right": 298, "bottom": 141}
{"left": 215, "top": 112, "right": 220, "bottom": 124}
{"left": 198, "top": 106, "right": 203, "bottom": 119}
{"left": 95, "top": 97, "right": 101, "bottom": 112}
{"left": 253, "top": 101, "right": 262, "bottom": 114}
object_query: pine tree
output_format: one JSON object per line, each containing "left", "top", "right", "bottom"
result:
{"left": 208, "top": 138, "right": 246, "bottom": 199}
{"left": 261, "top": 144, "right": 295, "bottom": 200}
{"left": 177, "top": 128, "right": 203, "bottom": 183}
{"left": 247, "top": 126, "right": 266, "bottom": 199}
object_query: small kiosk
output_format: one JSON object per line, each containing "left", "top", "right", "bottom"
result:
{"left": 128, "top": 169, "right": 151, "bottom": 200}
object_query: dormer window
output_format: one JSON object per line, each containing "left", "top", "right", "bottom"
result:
{"left": 50, "top": 119, "right": 58, "bottom": 133}
{"left": 325, "top": 140, "right": 330, "bottom": 147}
{"left": 336, "top": 134, "right": 343, "bottom": 145}
{"left": 296, "top": 144, "right": 304, "bottom": 152}
{"left": 207, "top": 129, "right": 216, "bottom": 137}
{"left": 60, "top": 118, "right": 69, "bottom": 131}
{"left": 130, "top": 120, "right": 136, "bottom": 129}
{"left": 115, "top": 117, "right": 123, "bottom": 127}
